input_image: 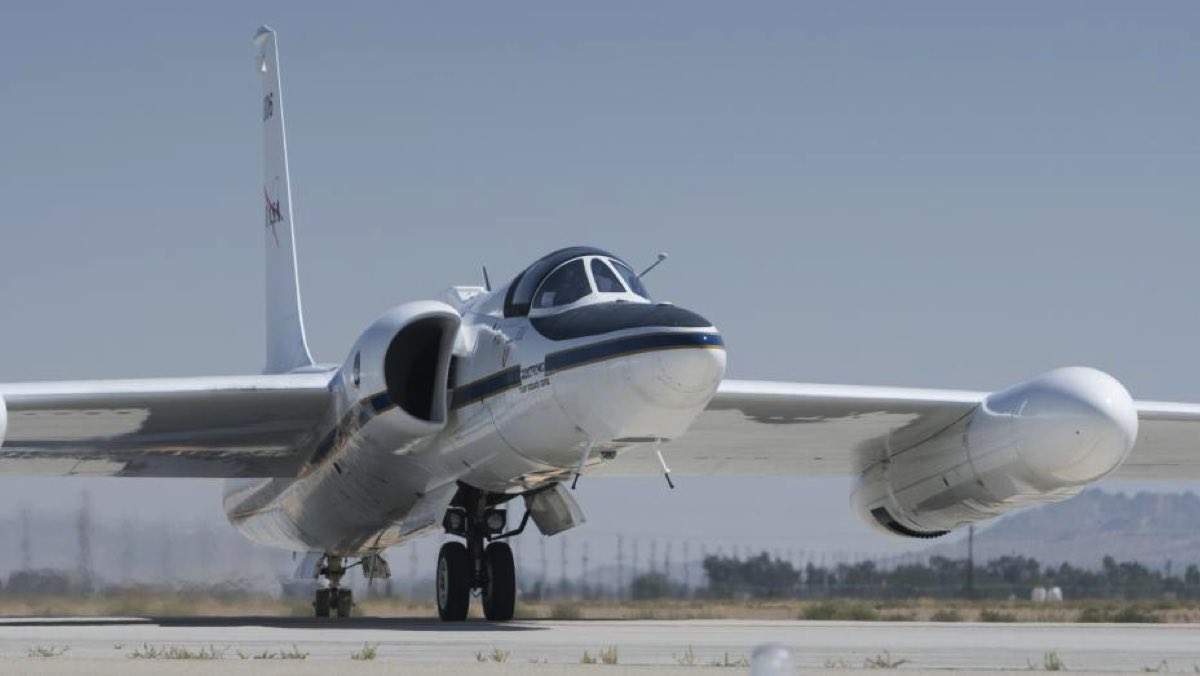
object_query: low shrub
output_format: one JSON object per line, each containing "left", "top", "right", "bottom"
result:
{"left": 802, "top": 600, "right": 879, "bottom": 621}
{"left": 979, "top": 609, "right": 1017, "bottom": 623}
{"left": 930, "top": 609, "right": 963, "bottom": 622}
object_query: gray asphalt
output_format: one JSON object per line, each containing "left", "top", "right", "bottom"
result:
{"left": 0, "top": 617, "right": 1197, "bottom": 674}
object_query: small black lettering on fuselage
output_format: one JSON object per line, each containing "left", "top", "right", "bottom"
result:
{"left": 519, "top": 362, "right": 549, "bottom": 394}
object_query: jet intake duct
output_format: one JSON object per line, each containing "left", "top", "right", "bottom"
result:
{"left": 349, "top": 301, "right": 461, "bottom": 439}
{"left": 853, "top": 367, "right": 1138, "bottom": 538}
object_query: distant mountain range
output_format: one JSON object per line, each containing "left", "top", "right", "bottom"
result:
{"left": 925, "top": 489, "right": 1200, "bottom": 571}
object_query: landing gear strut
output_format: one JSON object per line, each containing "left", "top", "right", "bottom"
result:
{"left": 437, "top": 486, "right": 525, "bottom": 622}
{"left": 314, "top": 554, "right": 353, "bottom": 618}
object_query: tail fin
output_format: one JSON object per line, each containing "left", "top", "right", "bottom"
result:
{"left": 255, "top": 26, "right": 314, "bottom": 374}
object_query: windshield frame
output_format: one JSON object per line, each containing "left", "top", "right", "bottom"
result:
{"left": 504, "top": 246, "right": 615, "bottom": 317}
{"left": 531, "top": 258, "right": 592, "bottom": 310}
{"left": 609, "top": 259, "right": 652, "bottom": 301}
{"left": 526, "top": 255, "right": 653, "bottom": 317}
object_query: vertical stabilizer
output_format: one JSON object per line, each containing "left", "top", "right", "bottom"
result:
{"left": 255, "top": 26, "right": 314, "bottom": 374}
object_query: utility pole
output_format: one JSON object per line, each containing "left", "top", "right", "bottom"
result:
{"left": 539, "top": 537, "right": 548, "bottom": 600}
{"left": 581, "top": 541, "right": 589, "bottom": 598}
{"left": 616, "top": 535, "right": 624, "bottom": 600}
{"left": 650, "top": 539, "right": 658, "bottom": 574}
{"left": 119, "top": 519, "right": 135, "bottom": 585}
{"left": 965, "top": 524, "right": 976, "bottom": 598}
{"left": 683, "top": 541, "right": 690, "bottom": 596}
{"left": 160, "top": 524, "right": 174, "bottom": 584}
{"left": 76, "top": 491, "right": 93, "bottom": 586}
{"left": 19, "top": 506, "right": 31, "bottom": 570}
{"left": 560, "top": 536, "right": 569, "bottom": 597}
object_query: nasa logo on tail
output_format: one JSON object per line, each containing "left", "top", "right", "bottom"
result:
{"left": 264, "top": 188, "right": 283, "bottom": 246}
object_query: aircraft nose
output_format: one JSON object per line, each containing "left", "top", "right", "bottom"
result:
{"left": 624, "top": 335, "right": 727, "bottom": 410}
{"left": 548, "top": 323, "right": 726, "bottom": 446}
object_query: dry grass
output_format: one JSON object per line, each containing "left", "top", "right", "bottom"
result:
{"left": 599, "top": 645, "right": 619, "bottom": 665}
{"left": 863, "top": 651, "right": 909, "bottom": 669}
{"left": 127, "top": 644, "right": 227, "bottom": 660}
{"left": 26, "top": 644, "right": 69, "bottom": 658}
{"left": 1029, "top": 651, "right": 1067, "bottom": 671}
{"left": 475, "top": 646, "right": 510, "bottom": 663}
{"left": 509, "top": 598, "right": 1200, "bottom": 623}
{"left": 236, "top": 645, "right": 309, "bottom": 660}
{"left": 350, "top": 643, "right": 379, "bottom": 661}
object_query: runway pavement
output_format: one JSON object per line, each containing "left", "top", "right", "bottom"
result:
{"left": 0, "top": 617, "right": 1197, "bottom": 674}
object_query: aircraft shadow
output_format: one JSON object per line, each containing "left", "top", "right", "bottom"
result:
{"left": 155, "top": 616, "right": 544, "bottom": 632}
{"left": 0, "top": 616, "right": 544, "bottom": 632}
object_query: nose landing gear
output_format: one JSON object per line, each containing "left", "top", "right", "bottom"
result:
{"left": 313, "top": 555, "right": 353, "bottom": 618}
{"left": 308, "top": 552, "right": 390, "bottom": 619}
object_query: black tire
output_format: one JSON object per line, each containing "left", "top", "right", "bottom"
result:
{"left": 335, "top": 589, "right": 353, "bottom": 618}
{"left": 482, "top": 541, "right": 516, "bottom": 622}
{"left": 314, "top": 588, "right": 331, "bottom": 618}
{"left": 436, "top": 542, "right": 471, "bottom": 621}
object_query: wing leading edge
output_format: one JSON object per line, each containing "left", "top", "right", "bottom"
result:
{"left": 0, "top": 373, "right": 334, "bottom": 478}
{"left": 598, "top": 378, "right": 1200, "bottom": 480}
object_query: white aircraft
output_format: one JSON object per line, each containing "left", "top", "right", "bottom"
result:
{"left": 2, "top": 27, "right": 1197, "bottom": 622}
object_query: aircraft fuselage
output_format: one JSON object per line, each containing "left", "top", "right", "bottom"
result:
{"left": 222, "top": 261, "right": 726, "bottom": 555}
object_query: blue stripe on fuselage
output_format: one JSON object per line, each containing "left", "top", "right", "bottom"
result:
{"left": 445, "top": 332, "right": 724, "bottom": 411}
{"left": 544, "top": 331, "right": 724, "bottom": 375}
{"left": 449, "top": 366, "right": 522, "bottom": 410}
{"left": 305, "top": 331, "right": 725, "bottom": 465}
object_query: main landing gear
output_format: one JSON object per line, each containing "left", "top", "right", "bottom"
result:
{"left": 437, "top": 486, "right": 527, "bottom": 622}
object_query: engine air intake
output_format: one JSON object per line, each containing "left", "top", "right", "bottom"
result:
{"left": 384, "top": 317, "right": 453, "bottom": 423}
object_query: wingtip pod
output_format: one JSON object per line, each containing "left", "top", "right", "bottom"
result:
{"left": 979, "top": 366, "right": 1138, "bottom": 485}
{"left": 853, "top": 366, "right": 1138, "bottom": 539}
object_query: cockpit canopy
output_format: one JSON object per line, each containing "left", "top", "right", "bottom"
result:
{"left": 504, "top": 247, "right": 651, "bottom": 317}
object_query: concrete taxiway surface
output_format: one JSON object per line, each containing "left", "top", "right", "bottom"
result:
{"left": 0, "top": 617, "right": 1197, "bottom": 674}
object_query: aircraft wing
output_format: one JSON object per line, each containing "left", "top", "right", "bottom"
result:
{"left": 597, "top": 379, "right": 1200, "bottom": 480}
{"left": 0, "top": 373, "right": 333, "bottom": 478}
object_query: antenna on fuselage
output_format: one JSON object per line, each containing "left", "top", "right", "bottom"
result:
{"left": 638, "top": 252, "right": 669, "bottom": 278}
{"left": 482, "top": 265, "right": 492, "bottom": 292}
{"left": 653, "top": 439, "right": 676, "bottom": 490}
{"left": 571, "top": 439, "right": 593, "bottom": 490}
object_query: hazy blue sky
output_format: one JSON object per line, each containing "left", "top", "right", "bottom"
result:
{"left": 1, "top": 2, "right": 1198, "bottom": 562}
